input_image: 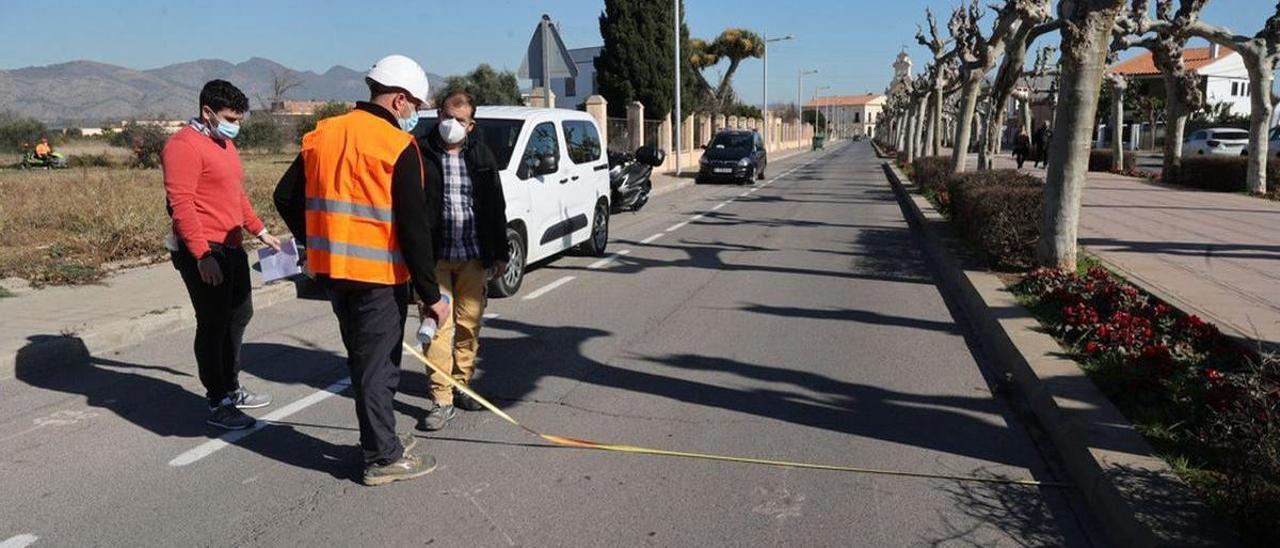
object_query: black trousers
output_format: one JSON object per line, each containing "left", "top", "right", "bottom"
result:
{"left": 326, "top": 280, "right": 410, "bottom": 466}
{"left": 172, "top": 245, "right": 253, "bottom": 407}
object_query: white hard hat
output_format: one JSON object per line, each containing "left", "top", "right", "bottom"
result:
{"left": 366, "top": 54, "right": 430, "bottom": 105}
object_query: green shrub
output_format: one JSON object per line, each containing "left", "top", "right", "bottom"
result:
{"left": 1088, "top": 148, "right": 1137, "bottom": 173}
{"left": 113, "top": 125, "right": 167, "bottom": 169}
{"left": 0, "top": 112, "right": 48, "bottom": 151}
{"left": 295, "top": 102, "right": 352, "bottom": 143}
{"left": 67, "top": 153, "right": 114, "bottom": 168}
{"left": 947, "top": 170, "right": 1042, "bottom": 270}
{"left": 236, "top": 116, "right": 285, "bottom": 153}
{"left": 1170, "top": 156, "right": 1280, "bottom": 193}
{"left": 911, "top": 156, "right": 951, "bottom": 209}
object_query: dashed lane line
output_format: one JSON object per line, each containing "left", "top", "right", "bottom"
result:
{"left": 588, "top": 249, "right": 631, "bottom": 270}
{"left": 0, "top": 535, "right": 38, "bottom": 548}
{"left": 521, "top": 276, "right": 576, "bottom": 301}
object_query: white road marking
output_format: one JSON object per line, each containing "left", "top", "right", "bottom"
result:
{"left": 639, "top": 233, "right": 664, "bottom": 245}
{"left": 0, "top": 535, "right": 38, "bottom": 548}
{"left": 666, "top": 221, "right": 690, "bottom": 232}
{"left": 521, "top": 276, "right": 575, "bottom": 300}
{"left": 483, "top": 312, "right": 500, "bottom": 319}
{"left": 588, "top": 249, "right": 631, "bottom": 269}
{"left": 169, "top": 377, "right": 353, "bottom": 467}
{"left": 711, "top": 203, "right": 726, "bottom": 211}
{"left": 738, "top": 191, "right": 751, "bottom": 197}
{"left": 689, "top": 214, "right": 705, "bottom": 223}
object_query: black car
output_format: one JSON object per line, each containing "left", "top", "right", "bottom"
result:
{"left": 696, "top": 130, "right": 767, "bottom": 185}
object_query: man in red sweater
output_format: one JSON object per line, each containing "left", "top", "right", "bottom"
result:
{"left": 163, "top": 80, "right": 283, "bottom": 430}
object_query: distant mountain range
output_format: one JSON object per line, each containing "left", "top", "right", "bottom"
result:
{"left": 0, "top": 57, "right": 445, "bottom": 125}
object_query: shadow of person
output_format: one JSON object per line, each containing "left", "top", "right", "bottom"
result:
{"left": 13, "top": 335, "right": 380, "bottom": 481}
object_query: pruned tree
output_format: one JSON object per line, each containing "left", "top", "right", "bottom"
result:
{"left": 981, "top": 2, "right": 1059, "bottom": 169}
{"left": 1104, "top": 72, "right": 1129, "bottom": 171}
{"left": 434, "top": 63, "right": 522, "bottom": 106}
{"left": 1111, "top": 0, "right": 1205, "bottom": 182}
{"left": 948, "top": 0, "right": 1035, "bottom": 172}
{"left": 916, "top": 8, "right": 957, "bottom": 157}
{"left": 1037, "top": 0, "right": 1130, "bottom": 270}
{"left": 1144, "top": 0, "right": 1280, "bottom": 193}
{"left": 689, "top": 28, "right": 765, "bottom": 115}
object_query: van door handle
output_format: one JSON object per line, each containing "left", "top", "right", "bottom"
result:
{"left": 571, "top": 175, "right": 580, "bottom": 181}
{"left": 559, "top": 177, "right": 570, "bottom": 184}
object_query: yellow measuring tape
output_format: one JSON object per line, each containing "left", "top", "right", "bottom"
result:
{"left": 402, "top": 342, "right": 1066, "bottom": 488}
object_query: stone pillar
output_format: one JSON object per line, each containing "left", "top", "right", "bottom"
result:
{"left": 627, "top": 101, "right": 645, "bottom": 151}
{"left": 714, "top": 114, "right": 726, "bottom": 134}
{"left": 682, "top": 115, "right": 694, "bottom": 152}
{"left": 585, "top": 95, "right": 608, "bottom": 152}
{"left": 658, "top": 113, "right": 673, "bottom": 152}
{"left": 728, "top": 115, "right": 739, "bottom": 129}
{"left": 525, "top": 87, "right": 556, "bottom": 109}
{"left": 697, "top": 112, "right": 712, "bottom": 147}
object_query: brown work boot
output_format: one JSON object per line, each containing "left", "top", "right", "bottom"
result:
{"left": 362, "top": 450, "right": 437, "bottom": 486}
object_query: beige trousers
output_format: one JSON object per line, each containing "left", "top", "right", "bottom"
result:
{"left": 423, "top": 260, "right": 487, "bottom": 405}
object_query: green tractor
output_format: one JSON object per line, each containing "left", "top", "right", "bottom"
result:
{"left": 19, "top": 151, "right": 68, "bottom": 169}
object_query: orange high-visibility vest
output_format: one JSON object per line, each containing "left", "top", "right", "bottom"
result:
{"left": 301, "top": 109, "right": 418, "bottom": 285}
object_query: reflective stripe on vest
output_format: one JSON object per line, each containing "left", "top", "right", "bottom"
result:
{"left": 301, "top": 109, "right": 415, "bottom": 285}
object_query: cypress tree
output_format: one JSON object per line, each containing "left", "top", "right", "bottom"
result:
{"left": 595, "top": 0, "right": 700, "bottom": 119}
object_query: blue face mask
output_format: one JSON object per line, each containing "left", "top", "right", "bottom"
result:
{"left": 212, "top": 114, "right": 240, "bottom": 140}
{"left": 399, "top": 108, "right": 420, "bottom": 133}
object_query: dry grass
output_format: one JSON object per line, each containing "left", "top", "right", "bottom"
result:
{"left": 0, "top": 151, "right": 294, "bottom": 285}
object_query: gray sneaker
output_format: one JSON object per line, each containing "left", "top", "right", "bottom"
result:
{"left": 362, "top": 451, "right": 438, "bottom": 486}
{"left": 399, "top": 432, "right": 418, "bottom": 452}
{"left": 207, "top": 403, "right": 255, "bottom": 430}
{"left": 232, "top": 386, "right": 272, "bottom": 409}
{"left": 454, "top": 390, "right": 484, "bottom": 411}
{"left": 421, "top": 403, "right": 456, "bottom": 431}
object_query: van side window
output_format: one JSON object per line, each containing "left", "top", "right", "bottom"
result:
{"left": 520, "top": 122, "right": 559, "bottom": 179}
{"left": 562, "top": 120, "right": 602, "bottom": 164}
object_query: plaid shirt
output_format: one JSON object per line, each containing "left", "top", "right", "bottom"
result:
{"left": 440, "top": 151, "right": 481, "bottom": 261}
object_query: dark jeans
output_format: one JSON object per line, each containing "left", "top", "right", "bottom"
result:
{"left": 326, "top": 280, "right": 410, "bottom": 466}
{"left": 172, "top": 244, "right": 253, "bottom": 407}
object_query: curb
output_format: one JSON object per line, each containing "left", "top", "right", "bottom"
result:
{"left": 2, "top": 278, "right": 304, "bottom": 381}
{"left": 882, "top": 162, "right": 1236, "bottom": 547}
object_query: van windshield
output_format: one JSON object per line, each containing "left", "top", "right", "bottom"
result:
{"left": 1211, "top": 130, "right": 1248, "bottom": 141}
{"left": 474, "top": 119, "right": 525, "bottom": 169}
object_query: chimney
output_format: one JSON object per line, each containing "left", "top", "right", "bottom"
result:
{"left": 1210, "top": 43, "right": 1221, "bottom": 58}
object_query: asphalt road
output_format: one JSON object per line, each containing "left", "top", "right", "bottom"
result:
{"left": 1, "top": 142, "right": 1104, "bottom": 547}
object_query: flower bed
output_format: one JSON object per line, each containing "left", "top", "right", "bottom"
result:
{"left": 1014, "top": 266, "right": 1280, "bottom": 542}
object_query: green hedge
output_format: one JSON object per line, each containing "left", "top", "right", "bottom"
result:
{"left": 911, "top": 156, "right": 952, "bottom": 210}
{"left": 1170, "top": 156, "right": 1280, "bottom": 192}
{"left": 1088, "top": 148, "right": 1137, "bottom": 173}
{"left": 946, "top": 170, "right": 1043, "bottom": 270}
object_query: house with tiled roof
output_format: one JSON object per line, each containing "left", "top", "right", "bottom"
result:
{"left": 803, "top": 93, "right": 886, "bottom": 137}
{"left": 1109, "top": 44, "right": 1251, "bottom": 118}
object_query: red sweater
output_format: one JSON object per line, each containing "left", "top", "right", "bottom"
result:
{"left": 162, "top": 126, "right": 265, "bottom": 259}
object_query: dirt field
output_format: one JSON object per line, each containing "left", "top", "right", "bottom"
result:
{"left": 0, "top": 150, "right": 295, "bottom": 286}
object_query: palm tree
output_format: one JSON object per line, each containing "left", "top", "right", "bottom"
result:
{"left": 691, "top": 28, "right": 765, "bottom": 113}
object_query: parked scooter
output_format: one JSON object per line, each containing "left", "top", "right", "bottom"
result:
{"left": 608, "top": 145, "right": 665, "bottom": 213}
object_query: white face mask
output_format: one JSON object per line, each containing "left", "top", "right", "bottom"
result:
{"left": 438, "top": 117, "right": 468, "bottom": 145}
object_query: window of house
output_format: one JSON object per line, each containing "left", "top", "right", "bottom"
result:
{"left": 1231, "top": 82, "right": 1238, "bottom": 96}
{"left": 565, "top": 77, "right": 577, "bottom": 98}
{"left": 562, "top": 120, "right": 602, "bottom": 164}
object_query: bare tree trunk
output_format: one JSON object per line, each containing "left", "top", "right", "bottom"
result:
{"left": 913, "top": 100, "right": 927, "bottom": 161}
{"left": 930, "top": 85, "right": 944, "bottom": 156}
{"left": 1109, "top": 78, "right": 1125, "bottom": 172}
{"left": 1037, "top": 1, "right": 1122, "bottom": 270}
{"left": 924, "top": 92, "right": 938, "bottom": 157}
{"left": 951, "top": 73, "right": 982, "bottom": 172}
{"left": 897, "top": 114, "right": 908, "bottom": 152}
{"left": 905, "top": 107, "right": 918, "bottom": 163}
{"left": 1246, "top": 65, "right": 1273, "bottom": 194}
{"left": 984, "top": 100, "right": 1007, "bottom": 170}
{"left": 977, "top": 100, "right": 992, "bottom": 170}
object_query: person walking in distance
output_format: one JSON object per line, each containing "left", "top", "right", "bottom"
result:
{"left": 1012, "top": 128, "right": 1031, "bottom": 170}
{"left": 274, "top": 55, "right": 447, "bottom": 486}
{"left": 163, "top": 80, "right": 283, "bottom": 430}
{"left": 1033, "top": 121, "right": 1052, "bottom": 169}
{"left": 413, "top": 90, "right": 509, "bottom": 431}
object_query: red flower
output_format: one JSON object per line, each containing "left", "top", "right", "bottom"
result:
{"left": 1084, "top": 341, "right": 1102, "bottom": 354}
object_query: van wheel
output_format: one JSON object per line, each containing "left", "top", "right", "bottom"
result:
{"left": 581, "top": 202, "right": 610, "bottom": 257}
{"left": 488, "top": 227, "right": 526, "bottom": 298}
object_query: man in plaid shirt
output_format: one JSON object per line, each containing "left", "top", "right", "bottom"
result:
{"left": 415, "top": 91, "right": 510, "bottom": 431}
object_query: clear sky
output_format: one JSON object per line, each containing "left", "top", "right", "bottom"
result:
{"left": 0, "top": 0, "right": 1266, "bottom": 105}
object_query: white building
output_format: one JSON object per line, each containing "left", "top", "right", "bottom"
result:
{"left": 804, "top": 94, "right": 887, "bottom": 137}
{"left": 1109, "top": 44, "right": 1251, "bottom": 117}
{"left": 550, "top": 46, "right": 602, "bottom": 109}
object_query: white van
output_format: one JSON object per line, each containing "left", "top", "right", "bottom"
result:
{"left": 421, "top": 106, "right": 612, "bottom": 297}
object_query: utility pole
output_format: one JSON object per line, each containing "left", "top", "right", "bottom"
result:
{"left": 673, "top": 0, "right": 682, "bottom": 175}
{"left": 762, "top": 33, "right": 793, "bottom": 147}
{"left": 798, "top": 69, "right": 817, "bottom": 140}
{"left": 541, "top": 16, "right": 551, "bottom": 108}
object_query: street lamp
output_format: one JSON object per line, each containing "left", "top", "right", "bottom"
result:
{"left": 762, "top": 33, "right": 793, "bottom": 147}
{"left": 798, "top": 69, "right": 817, "bottom": 137}
{"left": 674, "top": 0, "right": 682, "bottom": 175}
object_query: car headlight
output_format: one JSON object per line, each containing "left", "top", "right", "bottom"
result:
{"left": 737, "top": 157, "right": 751, "bottom": 167}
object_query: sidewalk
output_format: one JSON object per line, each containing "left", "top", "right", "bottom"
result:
{"left": 982, "top": 152, "right": 1280, "bottom": 349}
{"left": 0, "top": 252, "right": 300, "bottom": 378}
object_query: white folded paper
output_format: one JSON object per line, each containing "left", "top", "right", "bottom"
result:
{"left": 257, "top": 238, "right": 302, "bottom": 283}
